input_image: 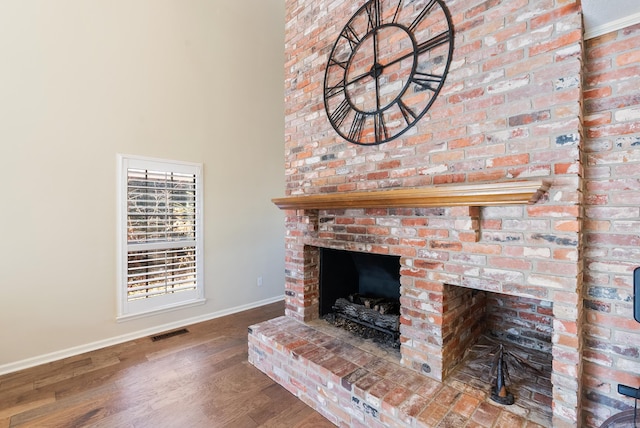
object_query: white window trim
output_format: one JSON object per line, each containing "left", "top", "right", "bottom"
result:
{"left": 116, "top": 154, "right": 205, "bottom": 321}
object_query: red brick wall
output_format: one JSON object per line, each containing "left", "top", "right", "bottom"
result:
{"left": 283, "top": 0, "right": 593, "bottom": 425}
{"left": 582, "top": 23, "right": 640, "bottom": 427}
{"left": 486, "top": 292, "right": 553, "bottom": 352}
{"left": 442, "top": 284, "right": 487, "bottom": 374}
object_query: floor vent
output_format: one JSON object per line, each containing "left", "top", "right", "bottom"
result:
{"left": 151, "top": 328, "right": 189, "bottom": 342}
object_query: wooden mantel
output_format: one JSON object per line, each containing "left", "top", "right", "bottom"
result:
{"left": 272, "top": 180, "right": 550, "bottom": 210}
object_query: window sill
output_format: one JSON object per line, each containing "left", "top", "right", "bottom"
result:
{"left": 117, "top": 298, "right": 206, "bottom": 322}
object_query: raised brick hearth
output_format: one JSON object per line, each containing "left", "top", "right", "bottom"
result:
{"left": 249, "top": 0, "right": 640, "bottom": 426}
{"left": 250, "top": 316, "right": 553, "bottom": 427}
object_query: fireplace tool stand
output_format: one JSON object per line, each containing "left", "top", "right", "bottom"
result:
{"left": 473, "top": 338, "right": 543, "bottom": 406}
{"left": 491, "top": 344, "right": 515, "bottom": 405}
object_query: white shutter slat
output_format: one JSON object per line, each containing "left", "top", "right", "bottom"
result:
{"left": 125, "top": 165, "right": 199, "bottom": 303}
{"left": 127, "top": 241, "right": 197, "bottom": 252}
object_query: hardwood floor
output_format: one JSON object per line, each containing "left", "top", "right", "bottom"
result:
{"left": 0, "top": 302, "right": 335, "bottom": 428}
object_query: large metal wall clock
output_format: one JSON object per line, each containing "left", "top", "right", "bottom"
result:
{"left": 323, "top": 0, "right": 454, "bottom": 146}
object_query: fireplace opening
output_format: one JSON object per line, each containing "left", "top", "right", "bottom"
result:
{"left": 444, "top": 284, "right": 554, "bottom": 422}
{"left": 319, "top": 248, "right": 401, "bottom": 347}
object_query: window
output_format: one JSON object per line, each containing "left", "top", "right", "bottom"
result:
{"left": 117, "top": 154, "right": 204, "bottom": 319}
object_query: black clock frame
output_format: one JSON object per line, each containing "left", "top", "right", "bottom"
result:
{"left": 323, "top": 0, "right": 454, "bottom": 146}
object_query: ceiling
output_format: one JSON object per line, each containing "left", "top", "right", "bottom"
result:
{"left": 582, "top": 0, "right": 640, "bottom": 39}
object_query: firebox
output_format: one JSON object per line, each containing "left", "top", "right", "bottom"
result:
{"left": 319, "top": 248, "right": 401, "bottom": 316}
{"left": 319, "top": 248, "right": 402, "bottom": 345}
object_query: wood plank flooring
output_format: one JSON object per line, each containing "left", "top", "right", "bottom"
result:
{"left": 0, "top": 302, "right": 335, "bottom": 428}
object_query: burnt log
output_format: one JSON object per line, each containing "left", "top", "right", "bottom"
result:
{"left": 333, "top": 298, "right": 399, "bottom": 331}
{"left": 375, "top": 300, "right": 400, "bottom": 315}
{"left": 348, "top": 293, "right": 389, "bottom": 313}
{"left": 362, "top": 296, "right": 385, "bottom": 309}
{"left": 348, "top": 293, "right": 362, "bottom": 304}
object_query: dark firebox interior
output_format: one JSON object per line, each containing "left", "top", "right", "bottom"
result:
{"left": 319, "top": 248, "right": 401, "bottom": 316}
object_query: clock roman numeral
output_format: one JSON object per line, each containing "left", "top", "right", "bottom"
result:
{"left": 410, "top": 72, "right": 443, "bottom": 92}
{"left": 374, "top": 113, "right": 388, "bottom": 143}
{"left": 330, "top": 99, "right": 351, "bottom": 128}
{"left": 348, "top": 112, "right": 366, "bottom": 142}
{"left": 366, "top": 0, "right": 382, "bottom": 32}
{"left": 328, "top": 57, "right": 348, "bottom": 70}
{"left": 391, "top": 0, "right": 402, "bottom": 24}
{"left": 408, "top": 0, "right": 438, "bottom": 33}
{"left": 398, "top": 99, "right": 417, "bottom": 125}
{"left": 325, "top": 82, "right": 345, "bottom": 99}
{"left": 341, "top": 24, "right": 361, "bottom": 50}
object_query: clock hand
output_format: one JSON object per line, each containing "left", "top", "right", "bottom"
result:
{"left": 373, "top": 28, "right": 381, "bottom": 113}
{"left": 379, "top": 49, "right": 414, "bottom": 70}
{"left": 345, "top": 69, "right": 375, "bottom": 87}
{"left": 378, "top": 31, "right": 450, "bottom": 71}
{"left": 342, "top": 32, "right": 450, "bottom": 97}
{"left": 343, "top": 48, "right": 413, "bottom": 89}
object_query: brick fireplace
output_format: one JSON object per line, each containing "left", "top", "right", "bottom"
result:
{"left": 252, "top": 184, "right": 582, "bottom": 424}
{"left": 246, "top": 0, "right": 632, "bottom": 426}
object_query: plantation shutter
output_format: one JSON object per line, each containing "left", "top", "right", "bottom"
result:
{"left": 126, "top": 168, "right": 197, "bottom": 301}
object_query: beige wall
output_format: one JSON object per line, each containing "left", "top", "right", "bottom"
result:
{"left": 0, "top": 0, "right": 286, "bottom": 370}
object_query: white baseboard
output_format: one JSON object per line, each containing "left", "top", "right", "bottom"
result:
{"left": 0, "top": 295, "right": 284, "bottom": 377}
